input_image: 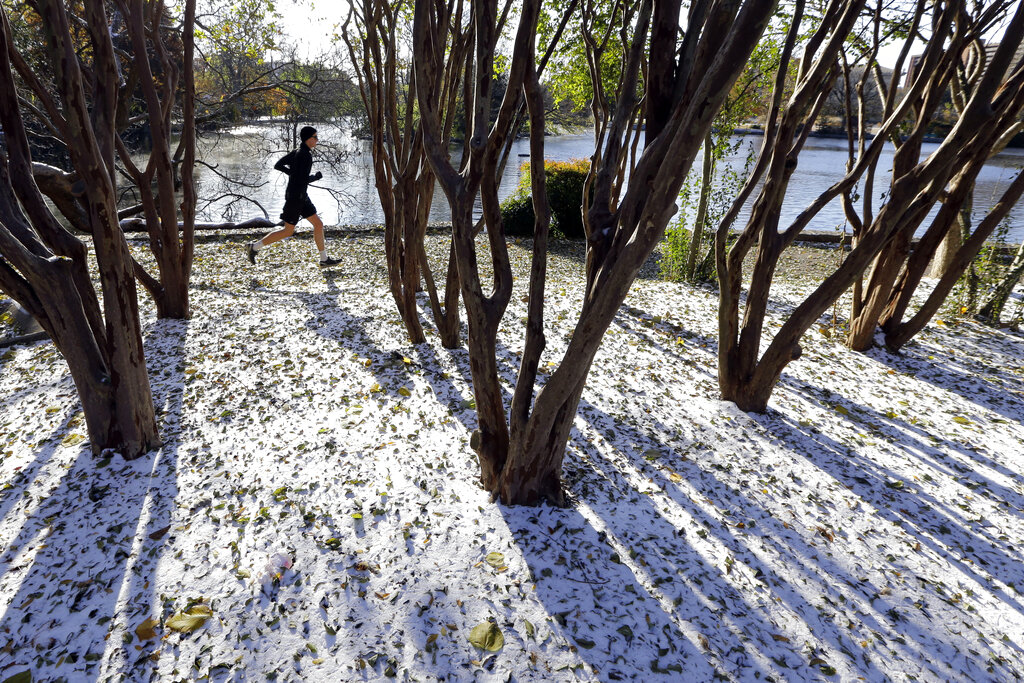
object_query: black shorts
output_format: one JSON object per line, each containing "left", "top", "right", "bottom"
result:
{"left": 280, "top": 195, "right": 317, "bottom": 225}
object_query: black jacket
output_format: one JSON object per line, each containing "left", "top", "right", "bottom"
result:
{"left": 275, "top": 146, "right": 320, "bottom": 200}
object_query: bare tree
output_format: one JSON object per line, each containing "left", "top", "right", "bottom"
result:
{"left": 115, "top": 0, "right": 199, "bottom": 319}
{"left": 848, "top": 1, "right": 1024, "bottom": 350}
{"left": 416, "top": 0, "right": 777, "bottom": 505}
{"left": 0, "top": 0, "right": 176, "bottom": 457}
{"left": 710, "top": 0, "right": 1024, "bottom": 411}
{"left": 343, "top": 0, "right": 465, "bottom": 348}
{"left": 10, "top": 0, "right": 200, "bottom": 319}
{"left": 714, "top": 0, "right": 884, "bottom": 411}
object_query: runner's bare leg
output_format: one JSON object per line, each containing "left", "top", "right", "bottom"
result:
{"left": 309, "top": 214, "right": 326, "bottom": 253}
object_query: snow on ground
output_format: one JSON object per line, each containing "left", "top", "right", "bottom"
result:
{"left": 1, "top": 234, "right": 1023, "bottom": 682}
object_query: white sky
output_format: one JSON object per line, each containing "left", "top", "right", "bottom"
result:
{"left": 274, "top": 1, "right": 1015, "bottom": 71}
{"left": 275, "top": 0, "right": 347, "bottom": 60}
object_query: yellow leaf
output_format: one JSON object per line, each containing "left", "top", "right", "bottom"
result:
{"left": 166, "top": 605, "right": 212, "bottom": 633}
{"left": 485, "top": 552, "right": 505, "bottom": 568}
{"left": 668, "top": 472, "right": 683, "bottom": 483}
{"left": 953, "top": 416, "right": 971, "bottom": 425}
{"left": 398, "top": 387, "right": 411, "bottom": 397}
{"left": 469, "top": 622, "right": 504, "bottom": 651}
{"left": 61, "top": 433, "right": 85, "bottom": 448}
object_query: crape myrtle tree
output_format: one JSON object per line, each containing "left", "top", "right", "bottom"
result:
{"left": 839, "top": 0, "right": 1024, "bottom": 350}
{"left": 415, "top": 0, "right": 778, "bottom": 505}
{"left": 714, "top": 0, "right": 1024, "bottom": 411}
{"left": 873, "top": 4, "right": 1024, "bottom": 349}
{"left": 342, "top": 0, "right": 466, "bottom": 348}
{"left": 0, "top": 0, "right": 201, "bottom": 457}
{"left": 8, "top": 0, "right": 200, "bottom": 320}
{"left": 344, "top": 1, "right": 574, "bottom": 349}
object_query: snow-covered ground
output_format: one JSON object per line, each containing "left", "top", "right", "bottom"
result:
{"left": 1, "top": 234, "right": 1023, "bottom": 682}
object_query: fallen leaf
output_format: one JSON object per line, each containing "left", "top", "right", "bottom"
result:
{"left": 135, "top": 617, "right": 159, "bottom": 640}
{"left": 166, "top": 605, "right": 213, "bottom": 634}
{"left": 468, "top": 622, "right": 504, "bottom": 651}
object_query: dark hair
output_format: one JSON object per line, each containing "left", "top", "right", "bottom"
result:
{"left": 300, "top": 126, "right": 317, "bottom": 143}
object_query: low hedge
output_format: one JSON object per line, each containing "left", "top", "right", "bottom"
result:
{"left": 499, "top": 159, "right": 589, "bottom": 239}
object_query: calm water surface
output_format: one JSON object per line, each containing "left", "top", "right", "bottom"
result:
{"left": 193, "top": 123, "right": 1024, "bottom": 242}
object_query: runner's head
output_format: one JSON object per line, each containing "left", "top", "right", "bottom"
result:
{"left": 300, "top": 126, "right": 318, "bottom": 148}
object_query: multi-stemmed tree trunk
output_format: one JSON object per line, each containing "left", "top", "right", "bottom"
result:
{"left": 882, "top": 166, "right": 1024, "bottom": 349}
{"left": 874, "top": 29, "right": 1024, "bottom": 348}
{"left": 716, "top": 0, "right": 887, "bottom": 411}
{"left": 114, "top": 0, "right": 199, "bottom": 319}
{"left": 343, "top": 1, "right": 464, "bottom": 348}
{"left": 713, "top": 0, "right": 1023, "bottom": 412}
{"left": 416, "top": 0, "right": 777, "bottom": 505}
{"left": 11, "top": 0, "right": 199, "bottom": 320}
{"left": 849, "top": 1, "right": 1024, "bottom": 350}
{"left": 0, "top": 1, "right": 164, "bottom": 458}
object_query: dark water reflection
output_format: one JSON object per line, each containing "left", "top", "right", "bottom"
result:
{"left": 193, "top": 122, "right": 1024, "bottom": 242}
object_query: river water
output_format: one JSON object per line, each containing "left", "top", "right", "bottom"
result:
{"left": 194, "top": 122, "right": 1024, "bottom": 242}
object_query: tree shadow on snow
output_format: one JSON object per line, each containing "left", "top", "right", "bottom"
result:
{"left": 866, "top": 323, "right": 1024, "bottom": 424}
{"left": 768, "top": 384, "right": 1024, "bottom": 619}
{"left": 0, "top": 318, "right": 188, "bottom": 681}
{"left": 509, "top": 398, "right": 898, "bottom": 682}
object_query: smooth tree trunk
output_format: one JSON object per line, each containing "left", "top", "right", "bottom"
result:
{"left": 418, "top": 0, "right": 774, "bottom": 505}
{"left": 343, "top": 1, "right": 466, "bottom": 349}
{"left": 848, "top": 2, "right": 1024, "bottom": 349}
{"left": 115, "top": 0, "right": 197, "bottom": 320}
{"left": 0, "top": 1, "right": 159, "bottom": 457}
{"left": 882, "top": 168, "right": 1024, "bottom": 349}
{"left": 504, "top": 0, "right": 777, "bottom": 503}
{"left": 715, "top": 0, "right": 1024, "bottom": 412}
{"left": 717, "top": 0, "right": 873, "bottom": 409}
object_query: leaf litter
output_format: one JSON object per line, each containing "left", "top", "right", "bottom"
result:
{"left": 0, "top": 234, "right": 1021, "bottom": 681}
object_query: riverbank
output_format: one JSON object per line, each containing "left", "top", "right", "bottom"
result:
{"left": 1, "top": 234, "right": 1023, "bottom": 681}
{"left": 1, "top": 226, "right": 1016, "bottom": 347}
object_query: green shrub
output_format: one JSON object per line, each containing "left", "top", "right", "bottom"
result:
{"left": 660, "top": 220, "right": 693, "bottom": 281}
{"left": 500, "top": 192, "right": 536, "bottom": 237}
{"left": 499, "top": 159, "right": 589, "bottom": 239}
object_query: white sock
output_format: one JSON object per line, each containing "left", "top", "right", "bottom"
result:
{"left": 252, "top": 240, "right": 264, "bottom": 252}
{"left": 319, "top": 249, "right": 328, "bottom": 262}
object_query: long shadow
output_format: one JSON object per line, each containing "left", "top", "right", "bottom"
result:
{"left": 759, "top": 410, "right": 1024, "bottom": 674}
{"left": 867, "top": 323, "right": 1024, "bottom": 423}
{"left": 612, "top": 304, "right": 719, "bottom": 365}
{"left": 525, "top": 387, "right": 1021, "bottom": 680}
{"left": 780, "top": 373, "right": 1024, "bottom": 521}
{"left": 557, "top": 397, "right": 903, "bottom": 680}
{"left": 0, "top": 414, "right": 68, "bottom": 538}
{"left": 761, "top": 389, "right": 1024, "bottom": 619}
{"left": 485, "top": 296, "right": 1024, "bottom": 682}
{"left": 97, "top": 318, "right": 189, "bottom": 678}
{"left": 0, "top": 318, "right": 188, "bottom": 680}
